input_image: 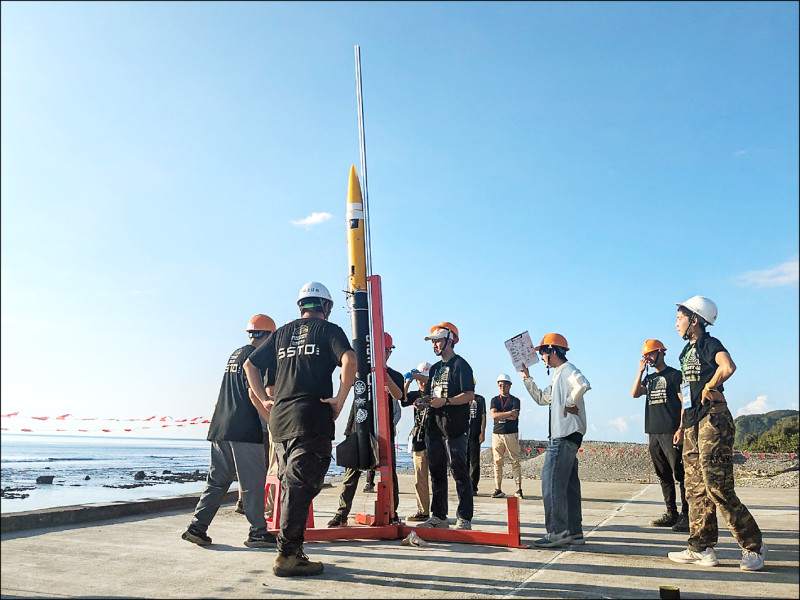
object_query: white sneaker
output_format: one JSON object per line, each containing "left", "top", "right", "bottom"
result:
{"left": 417, "top": 515, "right": 450, "bottom": 529}
{"left": 740, "top": 543, "right": 766, "bottom": 571}
{"left": 454, "top": 518, "right": 472, "bottom": 530}
{"left": 667, "top": 547, "right": 719, "bottom": 567}
{"left": 568, "top": 532, "right": 585, "bottom": 545}
{"left": 533, "top": 530, "right": 570, "bottom": 548}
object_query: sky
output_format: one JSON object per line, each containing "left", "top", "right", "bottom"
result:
{"left": 2, "top": 1, "right": 798, "bottom": 445}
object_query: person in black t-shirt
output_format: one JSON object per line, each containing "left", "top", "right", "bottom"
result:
{"left": 490, "top": 373, "right": 523, "bottom": 499}
{"left": 667, "top": 296, "right": 765, "bottom": 572}
{"left": 181, "top": 314, "right": 276, "bottom": 549}
{"left": 631, "top": 339, "right": 688, "bottom": 531}
{"left": 418, "top": 322, "right": 475, "bottom": 531}
{"left": 327, "top": 332, "right": 405, "bottom": 527}
{"left": 244, "top": 282, "right": 356, "bottom": 578}
{"left": 467, "top": 389, "right": 486, "bottom": 496}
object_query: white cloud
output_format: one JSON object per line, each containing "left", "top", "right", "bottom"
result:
{"left": 589, "top": 423, "right": 597, "bottom": 432}
{"left": 732, "top": 150, "right": 746, "bottom": 157}
{"left": 291, "top": 212, "right": 332, "bottom": 229}
{"left": 735, "top": 257, "right": 799, "bottom": 288}
{"left": 608, "top": 414, "right": 639, "bottom": 433}
{"left": 737, "top": 395, "right": 770, "bottom": 417}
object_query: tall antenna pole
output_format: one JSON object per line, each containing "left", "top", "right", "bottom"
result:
{"left": 354, "top": 45, "right": 372, "bottom": 277}
{"left": 354, "top": 44, "right": 380, "bottom": 448}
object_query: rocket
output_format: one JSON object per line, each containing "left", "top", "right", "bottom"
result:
{"left": 335, "top": 165, "right": 379, "bottom": 470}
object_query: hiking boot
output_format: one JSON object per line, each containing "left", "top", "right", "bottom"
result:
{"left": 405, "top": 512, "right": 429, "bottom": 522}
{"left": 515, "top": 489, "right": 524, "bottom": 499}
{"left": 568, "top": 532, "right": 585, "bottom": 545}
{"left": 491, "top": 489, "right": 505, "bottom": 498}
{"left": 533, "top": 530, "right": 570, "bottom": 548}
{"left": 652, "top": 511, "right": 679, "bottom": 527}
{"left": 740, "top": 543, "right": 766, "bottom": 571}
{"left": 454, "top": 518, "right": 472, "bottom": 530}
{"left": 417, "top": 515, "right": 449, "bottom": 528}
{"left": 327, "top": 513, "right": 347, "bottom": 528}
{"left": 235, "top": 500, "right": 245, "bottom": 514}
{"left": 362, "top": 484, "right": 376, "bottom": 493}
{"left": 244, "top": 531, "right": 277, "bottom": 548}
{"left": 667, "top": 547, "right": 718, "bottom": 567}
{"left": 181, "top": 525, "right": 211, "bottom": 546}
{"left": 273, "top": 549, "right": 324, "bottom": 577}
{"left": 671, "top": 513, "right": 689, "bottom": 532}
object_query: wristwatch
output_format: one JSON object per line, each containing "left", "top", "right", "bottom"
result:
{"left": 445, "top": 398, "right": 451, "bottom": 406}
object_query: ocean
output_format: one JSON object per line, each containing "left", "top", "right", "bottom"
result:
{"left": 0, "top": 433, "right": 412, "bottom": 514}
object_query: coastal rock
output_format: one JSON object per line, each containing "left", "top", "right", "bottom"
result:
{"left": 84, "top": 475, "right": 91, "bottom": 480}
{"left": 2, "top": 485, "right": 35, "bottom": 500}
{"left": 36, "top": 475, "right": 55, "bottom": 484}
{"left": 103, "top": 470, "right": 208, "bottom": 489}
{"left": 162, "top": 470, "right": 172, "bottom": 474}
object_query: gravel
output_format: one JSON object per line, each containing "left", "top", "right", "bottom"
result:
{"left": 481, "top": 440, "right": 799, "bottom": 488}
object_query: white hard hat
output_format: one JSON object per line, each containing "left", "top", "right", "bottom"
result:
{"left": 676, "top": 295, "right": 717, "bottom": 326}
{"left": 297, "top": 281, "right": 333, "bottom": 308}
{"left": 497, "top": 373, "right": 512, "bottom": 384}
{"left": 416, "top": 361, "right": 432, "bottom": 375}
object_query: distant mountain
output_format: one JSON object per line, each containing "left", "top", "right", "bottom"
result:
{"left": 734, "top": 410, "right": 799, "bottom": 452}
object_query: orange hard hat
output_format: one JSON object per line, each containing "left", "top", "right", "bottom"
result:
{"left": 246, "top": 314, "right": 276, "bottom": 332}
{"left": 384, "top": 332, "right": 395, "bottom": 349}
{"left": 641, "top": 339, "right": 666, "bottom": 355}
{"left": 425, "top": 321, "right": 459, "bottom": 344}
{"left": 534, "top": 332, "right": 569, "bottom": 352}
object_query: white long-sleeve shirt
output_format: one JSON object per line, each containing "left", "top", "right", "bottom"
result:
{"left": 522, "top": 361, "right": 591, "bottom": 440}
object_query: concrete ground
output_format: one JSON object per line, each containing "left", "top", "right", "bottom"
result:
{"left": 1, "top": 473, "right": 797, "bottom": 599}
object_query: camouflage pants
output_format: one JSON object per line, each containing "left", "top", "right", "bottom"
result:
{"left": 683, "top": 408, "right": 762, "bottom": 552}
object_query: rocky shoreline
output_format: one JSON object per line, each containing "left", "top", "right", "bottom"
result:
{"left": 4, "top": 440, "right": 797, "bottom": 502}
{"left": 480, "top": 440, "right": 799, "bottom": 489}
{"left": 0, "top": 470, "right": 209, "bottom": 500}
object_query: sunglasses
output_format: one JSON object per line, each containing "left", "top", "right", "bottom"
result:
{"left": 249, "top": 331, "right": 273, "bottom": 339}
{"left": 538, "top": 347, "right": 552, "bottom": 356}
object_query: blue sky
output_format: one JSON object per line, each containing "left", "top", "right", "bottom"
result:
{"left": 2, "top": 1, "right": 798, "bottom": 444}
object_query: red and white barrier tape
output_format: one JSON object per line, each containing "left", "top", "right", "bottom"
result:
{"left": 0, "top": 412, "right": 210, "bottom": 434}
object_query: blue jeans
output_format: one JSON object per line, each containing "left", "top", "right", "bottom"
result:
{"left": 541, "top": 437, "right": 582, "bottom": 535}
{"left": 426, "top": 430, "right": 473, "bottom": 522}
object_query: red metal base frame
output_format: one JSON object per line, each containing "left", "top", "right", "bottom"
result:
{"left": 302, "top": 497, "right": 528, "bottom": 549}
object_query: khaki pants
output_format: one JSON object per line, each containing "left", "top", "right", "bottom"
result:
{"left": 492, "top": 432, "right": 522, "bottom": 490}
{"left": 412, "top": 449, "right": 430, "bottom": 515}
{"left": 264, "top": 436, "right": 279, "bottom": 518}
{"left": 683, "top": 407, "right": 762, "bottom": 552}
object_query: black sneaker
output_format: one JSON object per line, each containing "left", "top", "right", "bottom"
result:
{"left": 515, "top": 489, "right": 524, "bottom": 499}
{"left": 182, "top": 525, "right": 212, "bottom": 546}
{"left": 363, "top": 484, "right": 376, "bottom": 493}
{"left": 405, "top": 512, "right": 429, "bottom": 522}
{"left": 652, "top": 511, "right": 678, "bottom": 527}
{"left": 235, "top": 500, "right": 245, "bottom": 514}
{"left": 244, "top": 531, "right": 277, "bottom": 548}
{"left": 327, "top": 513, "right": 347, "bottom": 528}
{"left": 492, "top": 489, "right": 505, "bottom": 498}
{"left": 672, "top": 513, "right": 689, "bottom": 532}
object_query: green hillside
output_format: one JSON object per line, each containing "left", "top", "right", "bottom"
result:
{"left": 733, "top": 410, "right": 798, "bottom": 447}
{"left": 734, "top": 410, "right": 799, "bottom": 453}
